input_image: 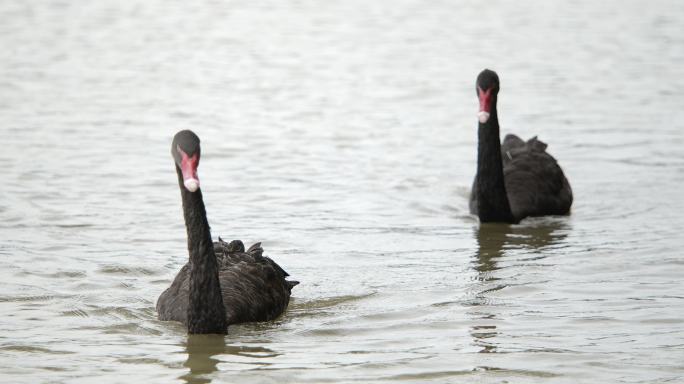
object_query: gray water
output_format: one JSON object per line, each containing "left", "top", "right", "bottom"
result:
{"left": 1, "top": 0, "right": 683, "bottom": 383}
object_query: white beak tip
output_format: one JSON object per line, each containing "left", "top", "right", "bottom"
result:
{"left": 184, "top": 179, "right": 200, "bottom": 192}
{"left": 478, "top": 111, "right": 491, "bottom": 124}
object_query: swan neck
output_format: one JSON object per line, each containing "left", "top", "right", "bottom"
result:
{"left": 476, "top": 103, "right": 515, "bottom": 223}
{"left": 177, "top": 167, "right": 228, "bottom": 334}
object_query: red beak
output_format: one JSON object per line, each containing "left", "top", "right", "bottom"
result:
{"left": 177, "top": 145, "right": 200, "bottom": 192}
{"left": 477, "top": 86, "right": 494, "bottom": 123}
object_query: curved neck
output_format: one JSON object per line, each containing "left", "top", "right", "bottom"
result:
{"left": 476, "top": 103, "right": 515, "bottom": 223}
{"left": 177, "top": 167, "right": 227, "bottom": 334}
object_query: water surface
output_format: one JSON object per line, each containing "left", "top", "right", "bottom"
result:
{"left": 1, "top": 0, "right": 683, "bottom": 383}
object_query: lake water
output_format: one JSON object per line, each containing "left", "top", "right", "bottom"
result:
{"left": 1, "top": 0, "right": 683, "bottom": 383}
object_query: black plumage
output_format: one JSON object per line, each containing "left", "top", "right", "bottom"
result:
{"left": 469, "top": 70, "right": 573, "bottom": 223}
{"left": 157, "top": 130, "right": 298, "bottom": 334}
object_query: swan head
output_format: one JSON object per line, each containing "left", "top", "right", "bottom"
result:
{"left": 172, "top": 130, "right": 201, "bottom": 193}
{"left": 476, "top": 69, "right": 500, "bottom": 124}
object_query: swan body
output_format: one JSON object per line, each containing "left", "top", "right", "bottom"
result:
{"left": 469, "top": 69, "right": 572, "bottom": 223}
{"left": 157, "top": 239, "right": 297, "bottom": 326}
{"left": 157, "top": 130, "right": 297, "bottom": 334}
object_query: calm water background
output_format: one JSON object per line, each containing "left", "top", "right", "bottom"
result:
{"left": 1, "top": 0, "right": 683, "bottom": 383}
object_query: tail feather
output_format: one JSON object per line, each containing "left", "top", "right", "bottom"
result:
{"left": 227, "top": 239, "right": 245, "bottom": 253}
{"left": 265, "top": 256, "right": 291, "bottom": 277}
{"left": 216, "top": 239, "right": 298, "bottom": 290}
{"left": 527, "top": 136, "right": 548, "bottom": 152}
{"left": 503, "top": 134, "right": 525, "bottom": 149}
{"left": 246, "top": 242, "right": 264, "bottom": 257}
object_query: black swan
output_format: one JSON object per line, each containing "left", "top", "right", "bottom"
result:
{"left": 157, "top": 130, "right": 298, "bottom": 334}
{"left": 469, "top": 69, "right": 573, "bottom": 223}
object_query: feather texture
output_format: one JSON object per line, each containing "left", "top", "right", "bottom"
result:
{"left": 157, "top": 238, "right": 298, "bottom": 326}
{"left": 470, "top": 134, "right": 573, "bottom": 223}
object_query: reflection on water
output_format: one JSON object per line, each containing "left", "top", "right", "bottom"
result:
{"left": 472, "top": 219, "right": 570, "bottom": 275}
{"left": 469, "top": 219, "right": 570, "bottom": 354}
{"left": 470, "top": 320, "right": 499, "bottom": 354}
{"left": 182, "top": 335, "right": 226, "bottom": 384}
{"left": 181, "top": 335, "right": 279, "bottom": 384}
